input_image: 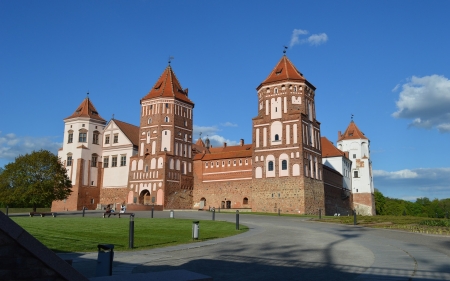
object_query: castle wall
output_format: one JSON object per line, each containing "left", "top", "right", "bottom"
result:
{"left": 353, "top": 193, "right": 376, "bottom": 215}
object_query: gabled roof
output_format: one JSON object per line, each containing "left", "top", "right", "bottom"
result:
{"left": 338, "top": 121, "right": 368, "bottom": 141}
{"left": 113, "top": 119, "right": 140, "bottom": 147}
{"left": 258, "top": 55, "right": 314, "bottom": 89}
{"left": 321, "top": 137, "right": 346, "bottom": 158}
{"left": 195, "top": 138, "right": 205, "bottom": 147}
{"left": 194, "top": 144, "right": 252, "bottom": 161}
{"left": 141, "top": 65, "right": 194, "bottom": 105}
{"left": 65, "top": 97, "right": 106, "bottom": 122}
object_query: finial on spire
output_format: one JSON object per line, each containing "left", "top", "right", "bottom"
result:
{"left": 351, "top": 114, "right": 354, "bottom": 121}
{"left": 199, "top": 132, "right": 202, "bottom": 139}
{"left": 283, "top": 46, "right": 288, "bottom": 55}
{"left": 87, "top": 92, "right": 89, "bottom": 99}
{"left": 112, "top": 114, "right": 115, "bottom": 120}
{"left": 168, "top": 56, "right": 174, "bottom": 65}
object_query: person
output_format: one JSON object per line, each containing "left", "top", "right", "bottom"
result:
{"left": 106, "top": 204, "right": 112, "bottom": 218}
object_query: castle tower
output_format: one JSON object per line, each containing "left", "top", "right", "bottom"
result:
{"left": 126, "top": 64, "right": 195, "bottom": 209}
{"left": 52, "top": 97, "right": 106, "bottom": 211}
{"left": 251, "top": 55, "right": 325, "bottom": 214}
{"left": 337, "top": 120, "right": 375, "bottom": 215}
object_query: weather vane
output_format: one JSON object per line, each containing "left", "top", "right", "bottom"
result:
{"left": 199, "top": 132, "right": 202, "bottom": 139}
{"left": 168, "top": 56, "right": 174, "bottom": 64}
{"left": 283, "top": 46, "right": 288, "bottom": 54}
{"left": 87, "top": 92, "right": 89, "bottom": 98}
{"left": 351, "top": 114, "right": 354, "bottom": 121}
{"left": 112, "top": 114, "right": 115, "bottom": 120}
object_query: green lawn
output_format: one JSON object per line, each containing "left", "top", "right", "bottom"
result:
{"left": 11, "top": 217, "right": 248, "bottom": 253}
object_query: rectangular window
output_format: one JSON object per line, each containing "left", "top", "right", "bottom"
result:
{"left": 93, "top": 133, "right": 99, "bottom": 144}
{"left": 353, "top": 154, "right": 356, "bottom": 159}
{"left": 103, "top": 157, "right": 109, "bottom": 168}
{"left": 67, "top": 156, "right": 72, "bottom": 166}
{"left": 120, "top": 155, "right": 126, "bottom": 166}
{"left": 112, "top": 156, "right": 117, "bottom": 167}
{"left": 90, "top": 199, "right": 94, "bottom": 204}
{"left": 68, "top": 133, "right": 73, "bottom": 143}
{"left": 79, "top": 132, "right": 87, "bottom": 142}
{"left": 105, "top": 135, "right": 110, "bottom": 144}
{"left": 354, "top": 171, "right": 359, "bottom": 178}
{"left": 113, "top": 134, "right": 118, "bottom": 143}
{"left": 91, "top": 155, "right": 97, "bottom": 167}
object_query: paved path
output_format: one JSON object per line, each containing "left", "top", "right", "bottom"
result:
{"left": 58, "top": 211, "right": 450, "bottom": 280}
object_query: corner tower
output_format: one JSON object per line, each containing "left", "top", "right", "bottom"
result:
{"left": 127, "top": 64, "right": 195, "bottom": 209}
{"left": 337, "top": 120, "right": 375, "bottom": 215}
{"left": 52, "top": 97, "right": 106, "bottom": 211}
{"left": 251, "top": 55, "right": 325, "bottom": 214}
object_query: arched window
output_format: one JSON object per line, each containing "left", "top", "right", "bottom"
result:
{"left": 275, "top": 134, "right": 279, "bottom": 141}
{"left": 268, "top": 161, "right": 274, "bottom": 171}
{"left": 243, "top": 197, "right": 248, "bottom": 205}
{"left": 165, "top": 116, "right": 169, "bottom": 122}
{"left": 92, "top": 131, "right": 100, "bottom": 144}
{"left": 66, "top": 153, "right": 73, "bottom": 166}
{"left": 67, "top": 130, "right": 74, "bottom": 143}
{"left": 281, "top": 160, "right": 287, "bottom": 170}
{"left": 91, "top": 154, "right": 98, "bottom": 167}
{"left": 148, "top": 118, "right": 152, "bottom": 124}
{"left": 274, "top": 88, "right": 278, "bottom": 94}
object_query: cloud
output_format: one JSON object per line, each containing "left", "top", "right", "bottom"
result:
{"left": 192, "top": 124, "right": 239, "bottom": 147}
{"left": 392, "top": 84, "right": 400, "bottom": 92}
{"left": 221, "top": 122, "right": 238, "bottom": 127}
{"left": 374, "top": 167, "right": 450, "bottom": 200}
{"left": 289, "top": 29, "right": 328, "bottom": 48}
{"left": 0, "top": 132, "right": 61, "bottom": 165}
{"left": 392, "top": 75, "right": 450, "bottom": 132}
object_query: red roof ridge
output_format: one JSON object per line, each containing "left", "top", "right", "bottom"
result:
{"left": 65, "top": 97, "right": 106, "bottom": 122}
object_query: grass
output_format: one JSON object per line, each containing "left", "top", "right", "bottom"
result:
{"left": 313, "top": 215, "right": 450, "bottom": 235}
{"left": 1, "top": 207, "right": 51, "bottom": 214}
{"left": 11, "top": 217, "right": 248, "bottom": 253}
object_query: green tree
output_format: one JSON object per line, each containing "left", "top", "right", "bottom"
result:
{"left": 374, "top": 189, "right": 386, "bottom": 215}
{"left": 0, "top": 150, "right": 72, "bottom": 211}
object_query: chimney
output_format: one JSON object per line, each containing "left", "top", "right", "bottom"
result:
{"left": 338, "top": 131, "right": 341, "bottom": 139}
{"left": 223, "top": 142, "right": 227, "bottom": 148}
{"left": 240, "top": 139, "right": 244, "bottom": 146}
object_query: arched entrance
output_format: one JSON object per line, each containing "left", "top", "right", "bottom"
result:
{"left": 200, "top": 197, "right": 206, "bottom": 209}
{"left": 139, "top": 190, "right": 151, "bottom": 205}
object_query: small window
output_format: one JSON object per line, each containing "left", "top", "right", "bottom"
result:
{"left": 91, "top": 181, "right": 94, "bottom": 185}
{"left": 90, "top": 198, "right": 94, "bottom": 204}
{"left": 91, "top": 155, "right": 97, "bottom": 167}
{"left": 165, "top": 103, "right": 168, "bottom": 108}
{"left": 353, "top": 154, "right": 356, "bottom": 159}
{"left": 243, "top": 197, "right": 248, "bottom": 205}
{"left": 165, "top": 131, "right": 168, "bottom": 135}
{"left": 112, "top": 156, "right": 118, "bottom": 167}
{"left": 268, "top": 161, "right": 274, "bottom": 171}
{"left": 113, "top": 134, "right": 119, "bottom": 143}
{"left": 282, "top": 160, "right": 287, "bottom": 170}
{"left": 165, "top": 116, "right": 169, "bottom": 122}
{"left": 184, "top": 120, "right": 187, "bottom": 126}
{"left": 103, "top": 157, "right": 109, "bottom": 168}
{"left": 105, "top": 135, "right": 110, "bottom": 144}
{"left": 275, "top": 134, "right": 279, "bottom": 141}
{"left": 68, "top": 133, "right": 73, "bottom": 143}
{"left": 354, "top": 171, "right": 359, "bottom": 178}
{"left": 205, "top": 162, "right": 208, "bottom": 168}
{"left": 148, "top": 118, "right": 152, "bottom": 124}
{"left": 275, "top": 107, "right": 277, "bottom": 112}
{"left": 67, "top": 156, "right": 73, "bottom": 166}
{"left": 145, "top": 165, "right": 149, "bottom": 172}
{"left": 79, "top": 132, "right": 87, "bottom": 142}
{"left": 150, "top": 105, "right": 153, "bottom": 109}
{"left": 120, "top": 155, "right": 126, "bottom": 166}
{"left": 274, "top": 88, "right": 278, "bottom": 94}
{"left": 92, "top": 132, "right": 99, "bottom": 144}
{"left": 82, "top": 124, "right": 85, "bottom": 127}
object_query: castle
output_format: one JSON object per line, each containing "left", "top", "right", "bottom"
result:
{"left": 52, "top": 55, "right": 375, "bottom": 215}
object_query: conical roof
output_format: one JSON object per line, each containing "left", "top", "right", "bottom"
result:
{"left": 65, "top": 97, "right": 106, "bottom": 122}
{"left": 141, "top": 65, "right": 194, "bottom": 105}
{"left": 195, "top": 138, "right": 205, "bottom": 147}
{"left": 338, "top": 121, "right": 368, "bottom": 141}
{"left": 258, "top": 55, "right": 312, "bottom": 89}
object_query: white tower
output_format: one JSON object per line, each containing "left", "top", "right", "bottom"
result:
{"left": 336, "top": 120, "right": 375, "bottom": 215}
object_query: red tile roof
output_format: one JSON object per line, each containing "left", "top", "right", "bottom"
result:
{"left": 141, "top": 65, "right": 194, "bottom": 105}
{"left": 194, "top": 144, "right": 252, "bottom": 161}
{"left": 338, "top": 121, "right": 368, "bottom": 141}
{"left": 65, "top": 98, "right": 106, "bottom": 122}
{"left": 195, "top": 138, "right": 205, "bottom": 147}
{"left": 321, "top": 137, "right": 346, "bottom": 158}
{"left": 258, "top": 55, "right": 314, "bottom": 89}
{"left": 113, "top": 119, "right": 140, "bottom": 147}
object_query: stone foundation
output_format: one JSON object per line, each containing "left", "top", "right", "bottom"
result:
{"left": 353, "top": 193, "right": 376, "bottom": 215}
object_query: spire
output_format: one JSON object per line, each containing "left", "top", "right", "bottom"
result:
{"left": 338, "top": 121, "right": 368, "bottom": 141}
{"left": 205, "top": 136, "right": 210, "bottom": 149}
{"left": 65, "top": 97, "right": 105, "bottom": 122}
{"left": 141, "top": 65, "right": 194, "bottom": 105}
{"left": 258, "top": 55, "right": 309, "bottom": 89}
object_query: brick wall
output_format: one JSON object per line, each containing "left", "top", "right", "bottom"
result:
{"left": 353, "top": 193, "right": 376, "bottom": 215}
{"left": 100, "top": 187, "right": 129, "bottom": 208}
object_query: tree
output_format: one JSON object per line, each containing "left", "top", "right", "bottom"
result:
{"left": 374, "top": 189, "right": 386, "bottom": 215}
{"left": 0, "top": 150, "right": 72, "bottom": 211}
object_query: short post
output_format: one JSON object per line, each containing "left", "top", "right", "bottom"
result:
{"left": 170, "top": 210, "right": 174, "bottom": 218}
{"left": 353, "top": 209, "right": 357, "bottom": 225}
{"left": 151, "top": 205, "right": 154, "bottom": 218}
{"left": 6, "top": 206, "right": 8, "bottom": 217}
{"left": 319, "top": 208, "right": 321, "bottom": 220}
{"left": 278, "top": 208, "right": 280, "bottom": 216}
{"left": 82, "top": 207, "right": 85, "bottom": 217}
{"left": 236, "top": 210, "right": 240, "bottom": 230}
{"left": 212, "top": 208, "right": 215, "bottom": 221}
{"left": 129, "top": 214, "right": 135, "bottom": 249}
{"left": 192, "top": 221, "right": 200, "bottom": 240}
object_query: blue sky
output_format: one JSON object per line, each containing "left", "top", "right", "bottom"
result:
{"left": 1, "top": 1, "right": 450, "bottom": 201}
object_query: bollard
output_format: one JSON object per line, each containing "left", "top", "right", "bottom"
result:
{"left": 6, "top": 206, "right": 8, "bottom": 217}
{"left": 96, "top": 244, "right": 114, "bottom": 277}
{"left": 192, "top": 221, "right": 200, "bottom": 240}
{"left": 319, "top": 209, "right": 321, "bottom": 220}
{"left": 82, "top": 207, "right": 85, "bottom": 217}
{"left": 170, "top": 210, "right": 174, "bottom": 218}
{"left": 129, "top": 214, "right": 135, "bottom": 249}
{"left": 278, "top": 208, "right": 280, "bottom": 216}
{"left": 236, "top": 210, "right": 240, "bottom": 230}
{"left": 151, "top": 206, "right": 154, "bottom": 218}
{"left": 212, "top": 208, "right": 215, "bottom": 221}
{"left": 353, "top": 209, "right": 357, "bottom": 225}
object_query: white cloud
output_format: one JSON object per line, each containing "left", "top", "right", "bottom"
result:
{"left": 0, "top": 132, "right": 61, "bottom": 165}
{"left": 373, "top": 169, "right": 418, "bottom": 179}
{"left": 193, "top": 124, "right": 239, "bottom": 147}
{"left": 193, "top": 125, "right": 219, "bottom": 139}
{"left": 207, "top": 135, "right": 238, "bottom": 147}
{"left": 221, "top": 122, "right": 238, "bottom": 127}
{"left": 392, "top": 75, "right": 450, "bottom": 132}
{"left": 307, "top": 33, "right": 328, "bottom": 46}
{"left": 289, "top": 29, "right": 328, "bottom": 48}
{"left": 391, "top": 84, "right": 400, "bottom": 92}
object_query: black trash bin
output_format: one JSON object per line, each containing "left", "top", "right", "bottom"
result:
{"left": 96, "top": 244, "right": 114, "bottom": 277}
